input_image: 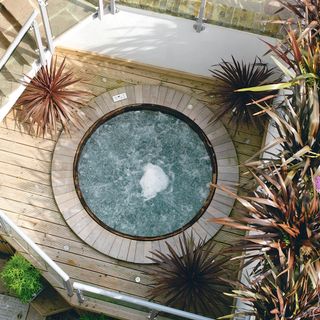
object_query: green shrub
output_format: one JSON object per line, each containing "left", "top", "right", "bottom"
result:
{"left": 0, "top": 254, "right": 43, "bottom": 303}
{"left": 79, "top": 314, "right": 111, "bottom": 320}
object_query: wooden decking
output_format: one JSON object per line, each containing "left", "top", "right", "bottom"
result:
{"left": 0, "top": 48, "right": 264, "bottom": 319}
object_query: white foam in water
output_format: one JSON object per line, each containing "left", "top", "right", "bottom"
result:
{"left": 140, "top": 163, "right": 169, "bottom": 200}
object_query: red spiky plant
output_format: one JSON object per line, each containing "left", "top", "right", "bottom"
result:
{"left": 211, "top": 166, "right": 320, "bottom": 319}
{"left": 209, "top": 2, "right": 320, "bottom": 319}
{"left": 146, "top": 233, "right": 231, "bottom": 317}
{"left": 17, "top": 56, "right": 89, "bottom": 137}
{"left": 212, "top": 167, "right": 320, "bottom": 277}
{"left": 208, "top": 56, "right": 280, "bottom": 133}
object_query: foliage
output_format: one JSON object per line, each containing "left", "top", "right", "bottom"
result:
{"left": 17, "top": 56, "right": 89, "bottom": 137}
{"left": 257, "top": 85, "right": 320, "bottom": 183}
{"left": 212, "top": 167, "right": 320, "bottom": 280}
{"left": 146, "top": 233, "right": 230, "bottom": 316}
{"left": 0, "top": 254, "right": 43, "bottom": 303}
{"left": 211, "top": 2, "right": 320, "bottom": 319}
{"left": 227, "top": 259, "right": 320, "bottom": 320}
{"left": 208, "top": 56, "right": 279, "bottom": 132}
{"left": 212, "top": 166, "right": 320, "bottom": 319}
{"left": 276, "top": 0, "right": 320, "bottom": 37}
{"left": 237, "top": 23, "right": 320, "bottom": 183}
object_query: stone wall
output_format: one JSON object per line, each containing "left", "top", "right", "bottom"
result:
{"left": 118, "top": 0, "right": 281, "bottom": 37}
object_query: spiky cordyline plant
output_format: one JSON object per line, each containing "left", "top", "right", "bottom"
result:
{"left": 146, "top": 233, "right": 230, "bottom": 316}
{"left": 258, "top": 86, "right": 320, "bottom": 183}
{"left": 240, "top": 29, "right": 320, "bottom": 181}
{"left": 227, "top": 258, "right": 320, "bottom": 320}
{"left": 208, "top": 56, "right": 279, "bottom": 132}
{"left": 17, "top": 56, "right": 89, "bottom": 137}
{"left": 236, "top": 1, "right": 320, "bottom": 105}
{"left": 276, "top": 0, "right": 320, "bottom": 39}
{"left": 211, "top": 166, "right": 320, "bottom": 282}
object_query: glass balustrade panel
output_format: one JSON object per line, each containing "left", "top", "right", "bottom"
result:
{"left": 46, "top": 0, "right": 97, "bottom": 38}
{"left": 0, "top": 29, "right": 38, "bottom": 108}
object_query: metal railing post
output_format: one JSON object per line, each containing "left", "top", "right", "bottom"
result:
{"left": 76, "top": 289, "right": 85, "bottom": 303}
{"left": 109, "top": 0, "right": 117, "bottom": 15}
{"left": 193, "top": 0, "right": 207, "bottom": 33}
{"left": 98, "top": 0, "right": 104, "bottom": 20}
{"left": 0, "top": 216, "right": 9, "bottom": 235}
{"left": 38, "top": 0, "right": 54, "bottom": 54}
{"left": 32, "top": 20, "right": 46, "bottom": 66}
{"left": 64, "top": 279, "right": 74, "bottom": 297}
{"left": 148, "top": 310, "right": 159, "bottom": 320}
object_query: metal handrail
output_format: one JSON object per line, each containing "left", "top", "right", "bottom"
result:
{"left": 0, "top": 11, "right": 40, "bottom": 70}
{"left": 98, "top": 0, "right": 104, "bottom": 19}
{"left": 0, "top": 209, "right": 73, "bottom": 296}
{"left": 0, "top": 207, "right": 217, "bottom": 318}
{"left": 38, "top": 0, "right": 54, "bottom": 53}
{"left": 73, "top": 282, "right": 215, "bottom": 320}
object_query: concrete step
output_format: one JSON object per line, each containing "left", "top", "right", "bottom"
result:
{"left": 0, "top": 0, "right": 41, "bottom": 61}
{"left": 0, "top": 3, "right": 19, "bottom": 58}
{"left": 0, "top": 0, "right": 38, "bottom": 110}
{"left": 0, "top": 49, "right": 35, "bottom": 110}
{"left": 1, "top": 0, "right": 34, "bottom": 26}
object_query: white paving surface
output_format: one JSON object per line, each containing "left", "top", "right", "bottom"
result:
{"left": 0, "top": 294, "right": 28, "bottom": 320}
{"left": 56, "top": 5, "right": 277, "bottom": 77}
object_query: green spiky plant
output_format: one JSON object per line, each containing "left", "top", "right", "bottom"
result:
{"left": 208, "top": 56, "right": 280, "bottom": 132}
{"left": 17, "top": 56, "right": 89, "bottom": 137}
{"left": 146, "top": 233, "right": 231, "bottom": 317}
{"left": 1, "top": 254, "right": 43, "bottom": 303}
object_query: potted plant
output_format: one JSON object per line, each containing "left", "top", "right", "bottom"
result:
{"left": 0, "top": 254, "right": 44, "bottom": 303}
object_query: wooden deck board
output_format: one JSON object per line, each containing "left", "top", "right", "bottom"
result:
{"left": 0, "top": 48, "right": 264, "bottom": 318}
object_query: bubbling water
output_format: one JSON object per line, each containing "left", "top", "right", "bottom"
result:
{"left": 140, "top": 163, "right": 169, "bottom": 201}
{"left": 76, "top": 108, "right": 213, "bottom": 238}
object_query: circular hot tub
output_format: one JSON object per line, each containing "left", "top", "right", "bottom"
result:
{"left": 51, "top": 85, "right": 239, "bottom": 263}
{"left": 74, "top": 105, "right": 216, "bottom": 239}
